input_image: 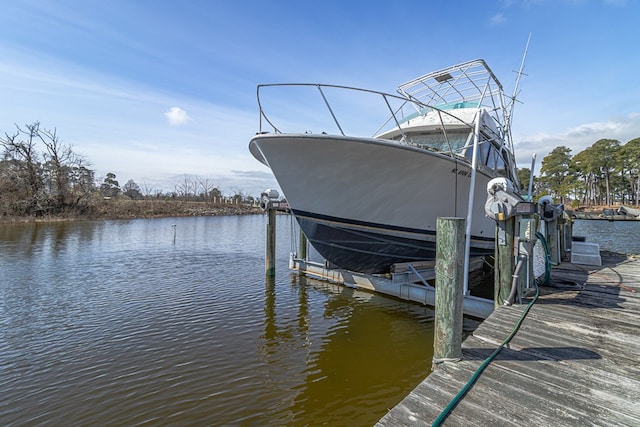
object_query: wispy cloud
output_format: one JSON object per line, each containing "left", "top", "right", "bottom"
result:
{"left": 514, "top": 112, "right": 640, "bottom": 172}
{"left": 490, "top": 13, "right": 507, "bottom": 25}
{"left": 164, "top": 107, "right": 192, "bottom": 125}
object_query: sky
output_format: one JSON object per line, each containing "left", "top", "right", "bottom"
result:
{"left": 1, "top": 0, "right": 639, "bottom": 197}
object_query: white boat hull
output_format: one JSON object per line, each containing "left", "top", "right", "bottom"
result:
{"left": 250, "top": 133, "right": 496, "bottom": 273}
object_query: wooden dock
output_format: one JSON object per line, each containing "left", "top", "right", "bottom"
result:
{"left": 377, "top": 254, "right": 640, "bottom": 426}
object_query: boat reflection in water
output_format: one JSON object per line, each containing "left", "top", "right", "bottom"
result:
{"left": 258, "top": 274, "right": 481, "bottom": 425}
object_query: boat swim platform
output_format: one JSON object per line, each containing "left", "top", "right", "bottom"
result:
{"left": 376, "top": 253, "right": 640, "bottom": 426}
{"left": 289, "top": 257, "right": 494, "bottom": 319}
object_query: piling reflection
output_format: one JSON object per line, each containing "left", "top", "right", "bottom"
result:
{"left": 264, "top": 275, "right": 277, "bottom": 342}
{"left": 283, "top": 275, "right": 436, "bottom": 425}
{"left": 260, "top": 274, "right": 311, "bottom": 366}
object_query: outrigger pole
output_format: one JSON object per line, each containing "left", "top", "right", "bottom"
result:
{"left": 507, "top": 33, "right": 532, "bottom": 133}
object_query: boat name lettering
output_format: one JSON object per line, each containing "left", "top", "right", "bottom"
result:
{"left": 451, "top": 168, "right": 470, "bottom": 177}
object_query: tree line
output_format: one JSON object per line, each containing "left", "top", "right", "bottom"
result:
{"left": 0, "top": 122, "right": 253, "bottom": 218}
{"left": 529, "top": 137, "right": 640, "bottom": 207}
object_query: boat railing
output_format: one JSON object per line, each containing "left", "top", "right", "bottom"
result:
{"left": 256, "top": 82, "right": 519, "bottom": 187}
{"left": 256, "top": 83, "right": 479, "bottom": 144}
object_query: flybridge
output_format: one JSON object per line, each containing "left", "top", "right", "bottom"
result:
{"left": 397, "top": 59, "right": 505, "bottom": 107}
{"left": 396, "top": 59, "right": 512, "bottom": 148}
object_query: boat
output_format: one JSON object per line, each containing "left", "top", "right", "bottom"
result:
{"left": 618, "top": 205, "right": 640, "bottom": 218}
{"left": 249, "top": 59, "right": 521, "bottom": 274}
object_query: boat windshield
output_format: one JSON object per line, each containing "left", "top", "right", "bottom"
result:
{"left": 403, "top": 130, "right": 469, "bottom": 152}
{"left": 401, "top": 129, "right": 511, "bottom": 175}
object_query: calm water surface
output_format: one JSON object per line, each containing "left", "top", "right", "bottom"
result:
{"left": 1, "top": 215, "right": 451, "bottom": 426}
{"left": 573, "top": 219, "right": 640, "bottom": 254}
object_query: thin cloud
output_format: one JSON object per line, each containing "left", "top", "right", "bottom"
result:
{"left": 164, "top": 107, "right": 192, "bottom": 125}
{"left": 514, "top": 112, "right": 640, "bottom": 172}
{"left": 490, "top": 13, "right": 507, "bottom": 25}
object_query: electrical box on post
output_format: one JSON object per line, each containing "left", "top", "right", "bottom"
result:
{"left": 484, "top": 178, "right": 525, "bottom": 221}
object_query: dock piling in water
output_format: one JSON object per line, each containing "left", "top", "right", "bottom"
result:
{"left": 298, "top": 228, "right": 307, "bottom": 261}
{"left": 433, "top": 217, "right": 465, "bottom": 365}
{"left": 266, "top": 207, "right": 276, "bottom": 277}
{"left": 261, "top": 188, "right": 284, "bottom": 277}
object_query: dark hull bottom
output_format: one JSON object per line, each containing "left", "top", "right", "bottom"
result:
{"left": 295, "top": 211, "right": 493, "bottom": 274}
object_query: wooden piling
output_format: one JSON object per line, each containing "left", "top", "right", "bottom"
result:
{"left": 433, "top": 217, "right": 464, "bottom": 365}
{"left": 298, "top": 228, "right": 307, "bottom": 261}
{"left": 266, "top": 207, "right": 276, "bottom": 277}
{"left": 562, "top": 212, "right": 573, "bottom": 261}
{"left": 495, "top": 217, "right": 515, "bottom": 307}
{"left": 546, "top": 219, "right": 559, "bottom": 265}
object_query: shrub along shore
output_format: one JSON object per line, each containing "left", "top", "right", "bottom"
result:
{"left": 0, "top": 199, "right": 262, "bottom": 224}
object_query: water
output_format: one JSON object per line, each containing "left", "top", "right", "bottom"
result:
{"left": 0, "top": 215, "right": 450, "bottom": 426}
{"left": 572, "top": 219, "right": 640, "bottom": 254}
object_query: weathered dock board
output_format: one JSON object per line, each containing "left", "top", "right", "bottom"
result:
{"left": 377, "top": 254, "right": 640, "bottom": 426}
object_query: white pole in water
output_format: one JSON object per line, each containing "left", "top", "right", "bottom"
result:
{"left": 462, "top": 111, "right": 482, "bottom": 295}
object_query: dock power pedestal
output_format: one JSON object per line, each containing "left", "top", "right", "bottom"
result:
{"left": 538, "top": 195, "right": 566, "bottom": 265}
{"left": 485, "top": 178, "right": 538, "bottom": 306}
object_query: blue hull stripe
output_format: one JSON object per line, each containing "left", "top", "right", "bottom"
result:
{"left": 292, "top": 209, "right": 493, "bottom": 274}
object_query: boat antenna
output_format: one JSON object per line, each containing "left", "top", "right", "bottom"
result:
{"left": 507, "top": 33, "right": 531, "bottom": 129}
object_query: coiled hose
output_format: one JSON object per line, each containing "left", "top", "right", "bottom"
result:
{"left": 535, "top": 231, "right": 552, "bottom": 286}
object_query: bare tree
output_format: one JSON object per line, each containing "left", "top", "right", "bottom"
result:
{"left": 174, "top": 175, "right": 201, "bottom": 200}
{"left": 139, "top": 181, "right": 157, "bottom": 198}
{"left": 38, "top": 125, "right": 85, "bottom": 209}
{"left": 0, "top": 123, "right": 44, "bottom": 213}
{"left": 198, "top": 177, "right": 218, "bottom": 200}
{"left": 0, "top": 121, "right": 94, "bottom": 215}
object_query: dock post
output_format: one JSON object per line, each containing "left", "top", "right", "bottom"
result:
{"left": 298, "top": 228, "right": 307, "bottom": 261}
{"left": 433, "top": 217, "right": 464, "bottom": 365}
{"left": 547, "top": 219, "right": 559, "bottom": 265}
{"left": 266, "top": 207, "right": 276, "bottom": 277}
{"left": 562, "top": 211, "right": 573, "bottom": 259}
{"left": 495, "top": 217, "right": 515, "bottom": 307}
{"left": 558, "top": 213, "right": 567, "bottom": 261}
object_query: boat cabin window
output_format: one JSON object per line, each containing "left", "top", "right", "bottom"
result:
{"left": 480, "top": 141, "right": 490, "bottom": 166}
{"left": 495, "top": 148, "right": 507, "bottom": 175}
{"left": 461, "top": 141, "right": 506, "bottom": 173}
{"left": 404, "top": 130, "right": 469, "bottom": 152}
{"left": 487, "top": 146, "right": 497, "bottom": 170}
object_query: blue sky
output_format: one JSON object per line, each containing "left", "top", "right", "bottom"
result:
{"left": 1, "top": 0, "right": 639, "bottom": 196}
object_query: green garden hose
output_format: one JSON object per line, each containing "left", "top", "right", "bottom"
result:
{"left": 431, "top": 232, "right": 552, "bottom": 426}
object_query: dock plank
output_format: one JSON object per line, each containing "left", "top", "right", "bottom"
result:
{"left": 377, "top": 255, "right": 640, "bottom": 426}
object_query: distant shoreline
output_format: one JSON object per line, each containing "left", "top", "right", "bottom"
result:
{"left": 3, "top": 204, "right": 637, "bottom": 258}
{"left": 0, "top": 200, "right": 263, "bottom": 224}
